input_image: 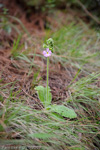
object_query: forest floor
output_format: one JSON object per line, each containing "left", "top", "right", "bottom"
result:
{"left": 0, "top": 0, "right": 81, "bottom": 104}
{"left": 0, "top": 0, "right": 100, "bottom": 150}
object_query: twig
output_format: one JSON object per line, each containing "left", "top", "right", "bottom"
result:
{"left": 76, "top": 0, "right": 100, "bottom": 24}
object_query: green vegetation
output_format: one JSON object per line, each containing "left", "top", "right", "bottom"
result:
{"left": 52, "top": 23, "right": 100, "bottom": 71}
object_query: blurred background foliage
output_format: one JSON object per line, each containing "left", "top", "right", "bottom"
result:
{"left": 18, "top": 0, "right": 100, "bottom": 14}
{"left": 16, "top": 0, "right": 100, "bottom": 26}
{"left": 0, "top": 0, "right": 100, "bottom": 25}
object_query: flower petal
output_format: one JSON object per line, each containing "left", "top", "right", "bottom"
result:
{"left": 48, "top": 50, "right": 52, "bottom": 56}
{"left": 43, "top": 49, "right": 52, "bottom": 57}
{"left": 43, "top": 51, "right": 46, "bottom": 55}
{"left": 44, "top": 54, "right": 48, "bottom": 57}
{"left": 46, "top": 48, "right": 49, "bottom": 52}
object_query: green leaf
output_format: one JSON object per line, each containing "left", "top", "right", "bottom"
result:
{"left": 0, "top": 95, "right": 4, "bottom": 102}
{"left": 50, "top": 105, "right": 77, "bottom": 119}
{"left": 43, "top": 44, "right": 48, "bottom": 48}
{"left": 50, "top": 112, "right": 64, "bottom": 121}
{"left": 35, "top": 86, "right": 52, "bottom": 107}
{"left": 29, "top": 133, "right": 55, "bottom": 139}
{"left": 70, "top": 146, "right": 85, "bottom": 150}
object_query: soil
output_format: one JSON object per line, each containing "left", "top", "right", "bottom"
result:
{"left": 0, "top": 0, "right": 77, "bottom": 109}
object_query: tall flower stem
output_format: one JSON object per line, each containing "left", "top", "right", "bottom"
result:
{"left": 46, "top": 57, "right": 49, "bottom": 106}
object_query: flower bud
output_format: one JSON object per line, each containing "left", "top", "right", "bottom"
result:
{"left": 43, "top": 44, "right": 48, "bottom": 48}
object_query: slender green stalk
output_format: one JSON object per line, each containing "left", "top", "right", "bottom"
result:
{"left": 46, "top": 57, "right": 49, "bottom": 106}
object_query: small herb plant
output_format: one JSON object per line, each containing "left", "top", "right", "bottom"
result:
{"left": 35, "top": 38, "right": 77, "bottom": 119}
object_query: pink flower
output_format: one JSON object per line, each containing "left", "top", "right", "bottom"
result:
{"left": 43, "top": 48, "right": 52, "bottom": 57}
